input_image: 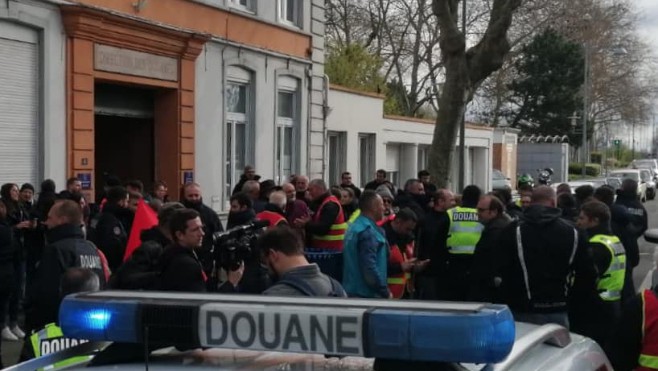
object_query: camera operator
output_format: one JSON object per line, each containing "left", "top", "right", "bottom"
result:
{"left": 227, "top": 193, "right": 256, "bottom": 229}
{"left": 258, "top": 226, "right": 346, "bottom": 297}
{"left": 160, "top": 209, "right": 243, "bottom": 292}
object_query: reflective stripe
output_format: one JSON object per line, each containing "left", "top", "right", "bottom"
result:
{"left": 30, "top": 323, "right": 91, "bottom": 370}
{"left": 516, "top": 226, "right": 532, "bottom": 301}
{"left": 590, "top": 234, "right": 626, "bottom": 302}
{"left": 599, "top": 290, "right": 622, "bottom": 301}
{"left": 448, "top": 245, "right": 476, "bottom": 254}
{"left": 387, "top": 277, "right": 405, "bottom": 284}
{"left": 451, "top": 225, "right": 484, "bottom": 233}
{"left": 639, "top": 354, "right": 658, "bottom": 369}
{"left": 314, "top": 234, "right": 345, "bottom": 241}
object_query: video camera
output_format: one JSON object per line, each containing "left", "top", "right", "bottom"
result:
{"left": 212, "top": 220, "right": 269, "bottom": 271}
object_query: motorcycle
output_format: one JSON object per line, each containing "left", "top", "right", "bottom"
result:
{"left": 537, "top": 168, "right": 554, "bottom": 186}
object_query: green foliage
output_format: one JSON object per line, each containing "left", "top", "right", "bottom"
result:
{"left": 325, "top": 43, "right": 386, "bottom": 93}
{"left": 590, "top": 152, "right": 602, "bottom": 164}
{"left": 569, "top": 163, "right": 601, "bottom": 176}
{"left": 507, "top": 29, "right": 585, "bottom": 142}
{"left": 384, "top": 79, "right": 408, "bottom": 116}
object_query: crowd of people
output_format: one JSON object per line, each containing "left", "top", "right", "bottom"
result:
{"left": 0, "top": 166, "right": 655, "bottom": 370}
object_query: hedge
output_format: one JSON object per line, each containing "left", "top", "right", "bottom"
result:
{"left": 569, "top": 163, "right": 601, "bottom": 177}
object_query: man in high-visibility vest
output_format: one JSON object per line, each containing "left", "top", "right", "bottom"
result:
{"left": 294, "top": 179, "right": 347, "bottom": 251}
{"left": 606, "top": 284, "right": 658, "bottom": 371}
{"left": 24, "top": 267, "right": 100, "bottom": 369}
{"left": 443, "top": 185, "right": 484, "bottom": 301}
{"left": 256, "top": 191, "right": 288, "bottom": 228}
{"left": 381, "top": 208, "right": 429, "bottom": 299}
{"left": 573, "top": 200, "right": 626, "bottom": 347}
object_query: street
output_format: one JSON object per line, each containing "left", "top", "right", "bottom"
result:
{"left": 2, "top": 201, "right": 657, "bottom": 367}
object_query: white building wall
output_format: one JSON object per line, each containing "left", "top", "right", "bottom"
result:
{"left": 195, "top": 42, "right": 312, "bottom": 212}
{"left": 326, "top": 88, "right": 493, "bottom": 192}
{"left": 0, "top": 0, "right": 66, "bottom": 188}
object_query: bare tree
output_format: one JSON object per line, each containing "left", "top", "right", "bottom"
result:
{"left": 428, "top": 0, "right": 523, "bottom": 187}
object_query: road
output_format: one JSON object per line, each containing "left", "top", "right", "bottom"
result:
{"left": 3, "top": 200, "right": 658, "bottom": 367}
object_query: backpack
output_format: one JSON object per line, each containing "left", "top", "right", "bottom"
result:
{"left": 277, "top": 275, "right": 346, "bottom": 297}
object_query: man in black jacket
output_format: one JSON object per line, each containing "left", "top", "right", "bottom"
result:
{"left": 159, "top": 209, "right": 242, "bottom": 292}
{"left": 393, "top": 179, "right": 428, "bottom": 225}
{"left": 495, "top": 186, "right": 597, "bottom": 328}
{"left": 615, "top": 179, "right": 648, "bottom": 296}
{"left": 416, "top": 189, "right": 454, "bottom": 300}
{"left": 89, "top": 186, "right": 131, "bottom": 272}
{"left": 470, "top": 194, "right": 510, "bottom": 302}
{"left": 27, "top": 200, "right": 108, "bottom": 332}
{"left": 231, "top": 166, "right": 260, "bottom": 196}
{"left": 340, "top": 172, "right": 362, "bottom": 200}
{"left": 181, "top": 182, "right": 223, "bottom": 280}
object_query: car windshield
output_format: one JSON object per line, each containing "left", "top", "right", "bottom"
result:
{"left": 610, "top": 172, "right": 639, "bottom": 181}
{"left": 641, "top": 171, "right": 651, "bottom": 181}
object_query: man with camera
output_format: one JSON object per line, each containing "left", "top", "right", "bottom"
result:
{"left": 257, "top": 226, "right": 345, "bottom": 297}
{"left": 159, "top": 209, "right": 243, "bottom": 292}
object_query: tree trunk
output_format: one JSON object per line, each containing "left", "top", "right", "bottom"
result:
{"left": 429, "top": 0, "right": 522, "bottom": 189}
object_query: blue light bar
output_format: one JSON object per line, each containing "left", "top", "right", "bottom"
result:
{"left": 58, "top": 292, "right": 516, "bottom": 365}
{"left": 367, "top": 305, "right": 515, "bottom": 363}
{"left": 59, "top": 297, "right": 139, "bottom": 343}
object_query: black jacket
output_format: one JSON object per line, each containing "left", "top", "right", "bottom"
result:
{"left": 159, "top": 245, "right": 207, "bottom": 292}
{"left": 417, "top": 209, "right": 450, "bottom": 277}
{"left": 383, "top": 221, "right": 415, "bottom": 277}
{"left": 569, "top": 225, "right": 621, "bottom": 345}
{"left": 393, "top": 192, "right": 427, "bottom": 225}
{"left": 89, "top": 204, "right": 130, "bottom": 272}
{"left": 470, "top": 215, "right": 511, "bottom": 302}
{"left": 181, "top": 200, "right": 223, "bottom": 274}
{"left": 605, "top": 288, "right": 655, "bottom": 371}
{"left": 227, "top": 209, "right": 256, "bottom": 230}
{"left": 306, "top": 193, "right": 341, "bottom": 237}
{"left": 109, "top": 227, "right": 169, "bottom": 290}
{"left": 495, "top": 205, "right": 597, "bottom": 314}
{"left": 615, "top": 192, "right": 648, "bottom": 268}
{"left": 506, "top": 202, "right": 524, "bottom": 221}
{"left": 0, "top": 220, "right": 15, "bottom": 291}
{"left": 231, "top": 174, "right": 261, "bottom": 196}
{"left": 28, "top": 224, "right": 107, "bottom": 330}
{"left": 364, "top": 180, "right": 395, "bottom": 194}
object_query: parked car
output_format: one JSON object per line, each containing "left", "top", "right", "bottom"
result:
{"left": 631, "top": 158, "right": 658, "bottom": 178}
{"left": 640, "top": 169, "right": 656, "bottom": 200}
{"left": 492, "top": 169, "right": 512, "bottom": 191}
{"left": 608, "top": 169, "right": 647, "bottom": 202}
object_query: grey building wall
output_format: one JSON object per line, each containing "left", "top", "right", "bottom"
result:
{"left": 517, "top": 143, "right": 570, "bottom": 183}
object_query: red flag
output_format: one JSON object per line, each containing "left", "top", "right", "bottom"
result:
{"left": 123, "top": 199, "right": 158, "bottom": 262}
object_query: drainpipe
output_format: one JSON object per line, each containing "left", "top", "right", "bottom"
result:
{"left": 322, "top": 74, "right": 330, "bottom": 178}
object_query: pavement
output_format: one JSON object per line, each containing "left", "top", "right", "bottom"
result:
{"left": 3, "top": 200, "right": 658, "bottom": 367}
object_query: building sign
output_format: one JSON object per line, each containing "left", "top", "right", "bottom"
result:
{"left": 78, "top": 173, "right": 92, "bottom": 190}
{"left": 94, "top": 44, "right": 178, "bottom": 82}
{"left": 183, "top": 171, "right": 194, "bottom": 184}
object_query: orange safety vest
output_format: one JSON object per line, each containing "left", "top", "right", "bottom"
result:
{"left": 387, "top": 241, "right": 414, "bottom": 299}
{"left": 309, "top": 195, "right": 347, "bottom": 251}
{"left": 256, "top": 210, "right": 287, "bottom": 228}
{"left": 377, "top": 214, "right": 396, "bottom": 227}
{"left": 638, "top": 289, "right": 658, "bottom": 371}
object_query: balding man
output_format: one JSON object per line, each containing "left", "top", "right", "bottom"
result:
{"left": 295, "top": 175, "right": 311, "bottom": 205}
{"left": 26, "top": 200, "right": 108, "bottom": 333}
{"left": 495, "top": 186, "right": 597, "bottom": 328}
{"left": 282, "top": 182, "right": 310, "bottom": 225}
{"left": 256, "top": 191, "right": 289, "bottom": 228}
{"left": 294, "top": 179, "right": 347, "bottom": 250}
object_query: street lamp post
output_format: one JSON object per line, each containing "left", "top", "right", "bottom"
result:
{"left": 458, "top": 0, "right": 467, "bottom": 191}
{"left": 581, "top": 41, "right": 589, "bottom": 177}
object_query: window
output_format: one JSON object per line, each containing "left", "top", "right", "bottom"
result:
{"left": 359, "top": 134, "right": 376, "bottom": 188}
{"left": 276, "top": 78, "right": 300, "bottom": 184}
{"left": 278, "top": 0, "right": 300, "bottom": 27}
{"left": 224, "top": 67, "right": 252, "bottom": 209}
{"left": 229, "top": 0, "right": 254, "bottom": 12}
{"left": 386, "top": 144, "right": 401, "bottom": 188}
{"left": 328, "top": 132, "right": 347, "bottom": 185}
{"left": 418, "top": 145, "right": 430, "bottom": 173}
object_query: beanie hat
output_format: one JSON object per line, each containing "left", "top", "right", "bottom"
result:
{"left": 20, "top": 183, "right": 35, "bottom": 193}
{"left": 375, "top": 185, "right": 394, "bottom": 200}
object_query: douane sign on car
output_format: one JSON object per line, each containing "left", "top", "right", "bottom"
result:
{"left": 198, "top": 303, "right": 365, "bottom": 356}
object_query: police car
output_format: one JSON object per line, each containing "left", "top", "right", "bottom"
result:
{"left": 7, "top": 291, "right": 612, "bottom": 371}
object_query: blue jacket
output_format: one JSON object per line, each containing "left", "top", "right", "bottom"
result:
{"left": 342, "top": 215, "right": 389, "bottom": 298}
